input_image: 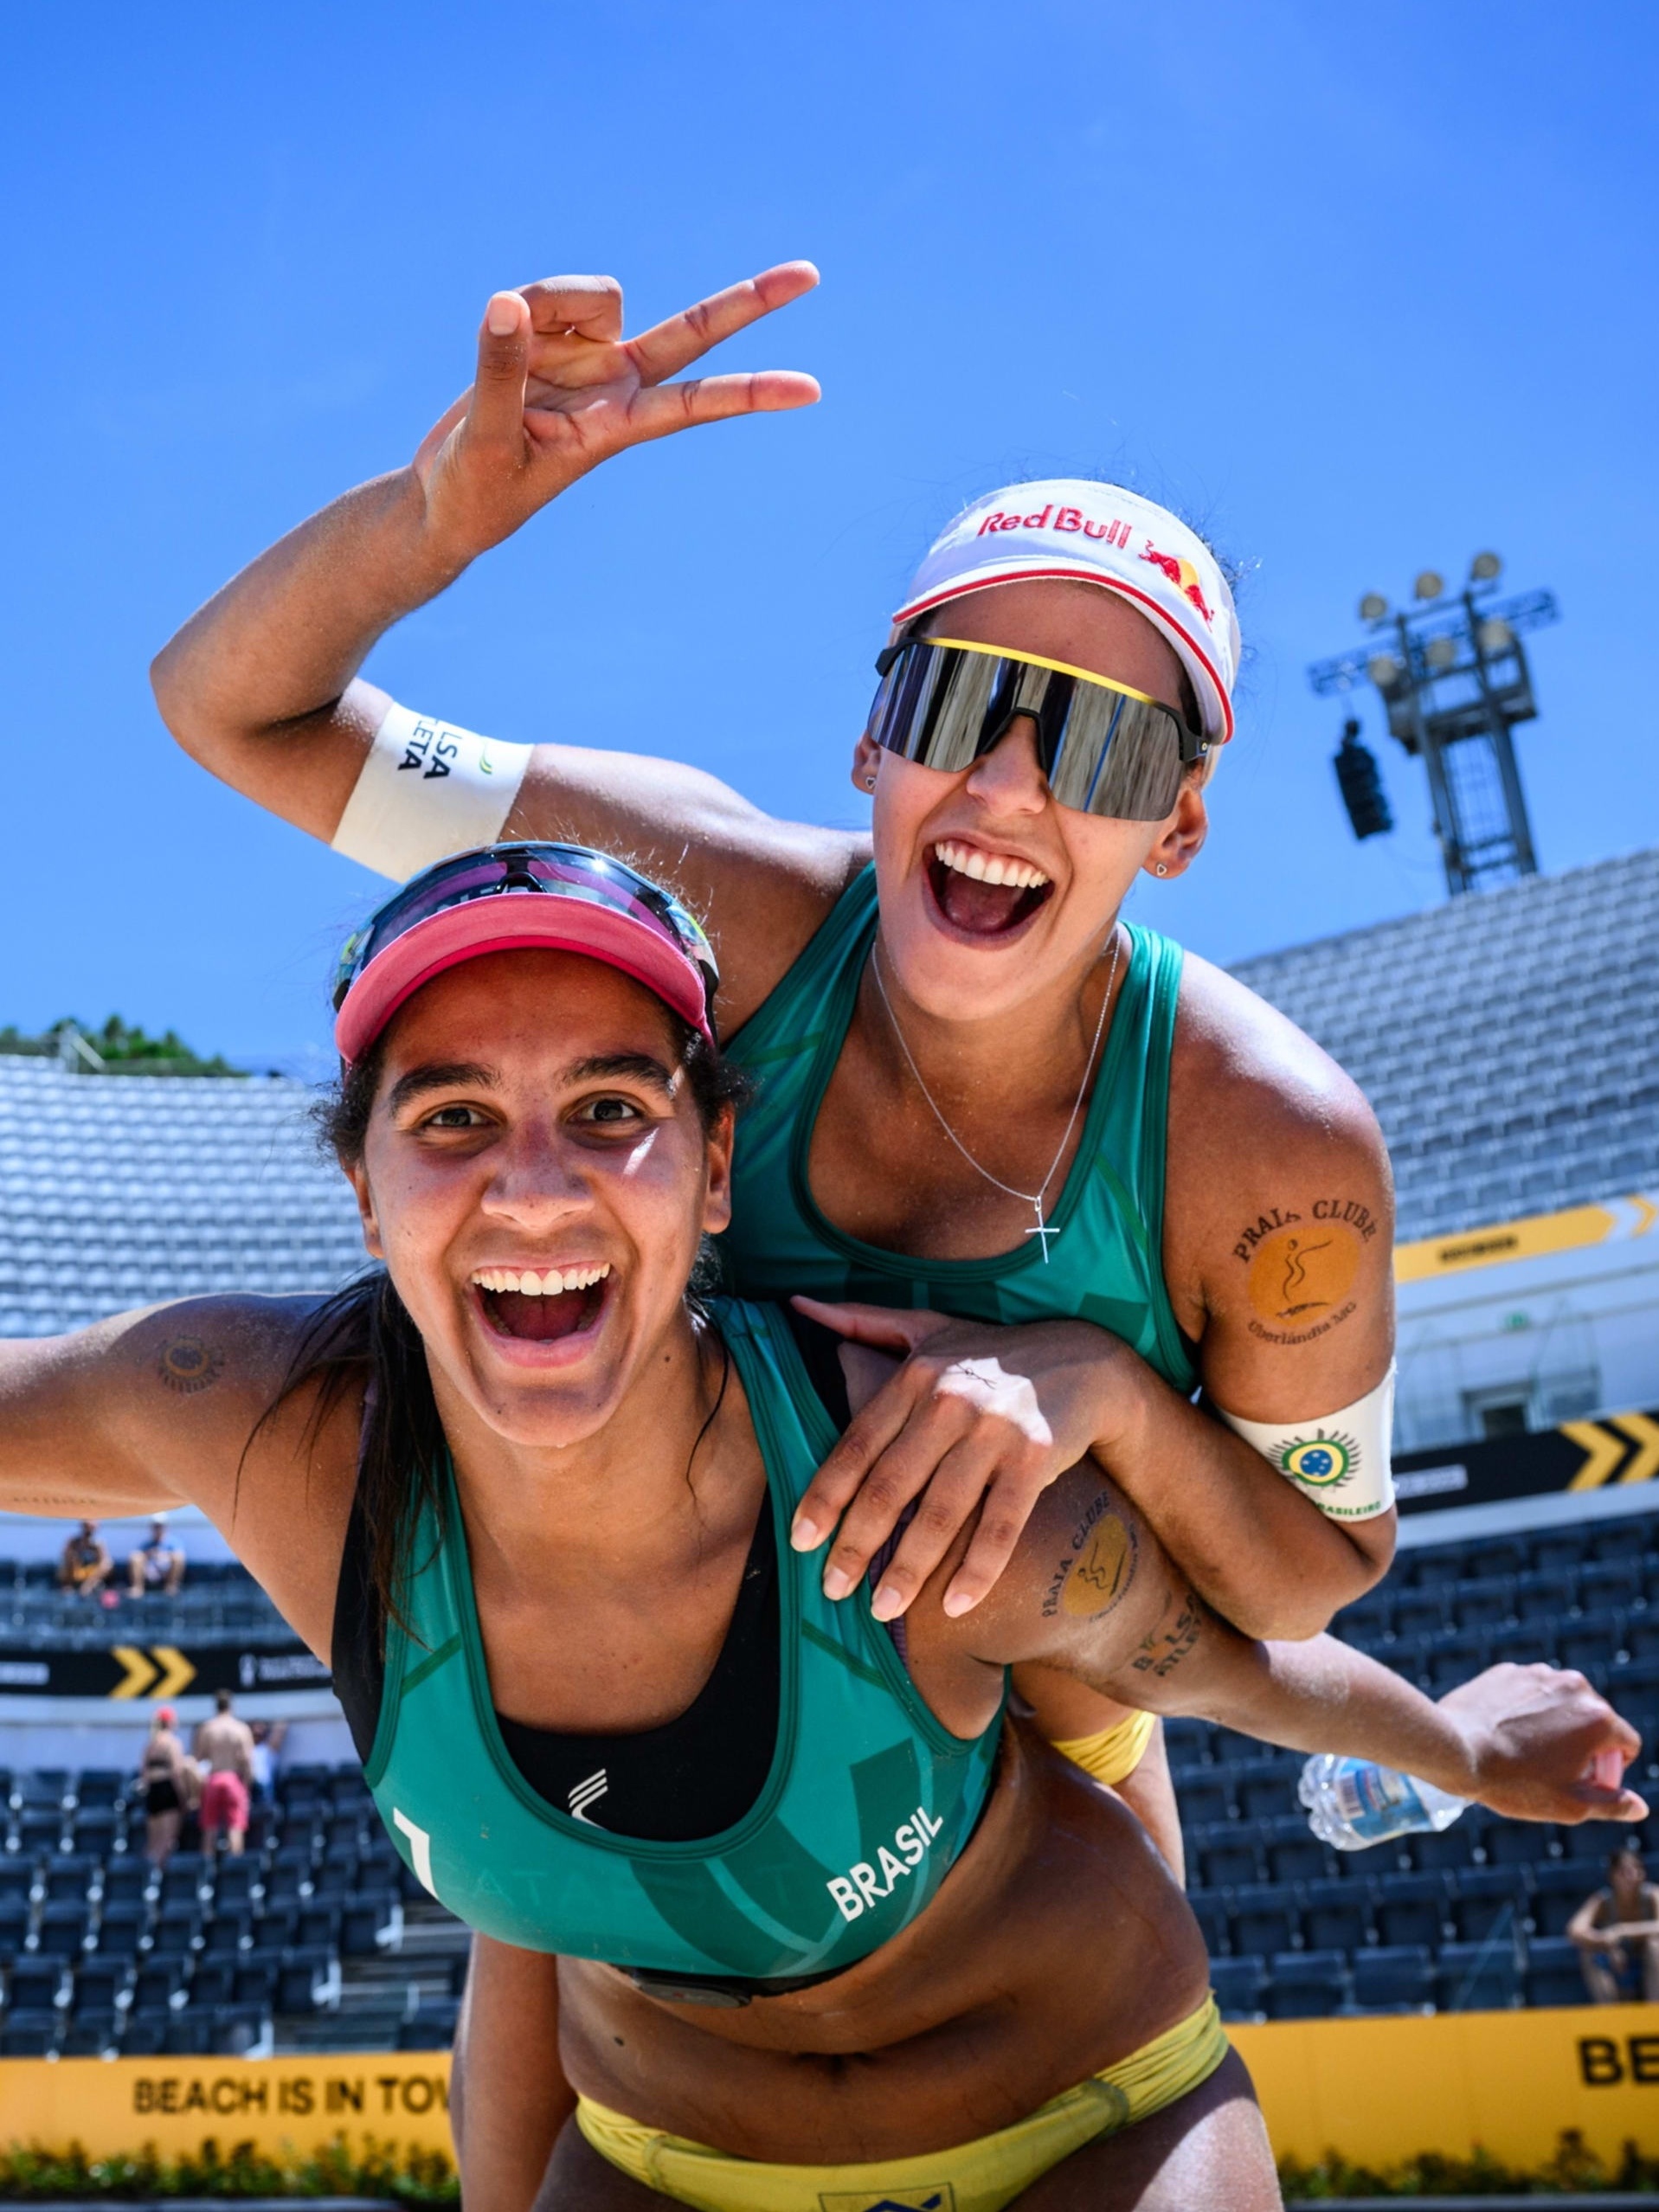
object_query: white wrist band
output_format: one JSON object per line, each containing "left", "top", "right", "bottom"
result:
{"left": 1214, "top": 1365, "right": 1397, "bottom": 1522}
{"left": 331, "top": 704, "right": 533, "bottom": 881}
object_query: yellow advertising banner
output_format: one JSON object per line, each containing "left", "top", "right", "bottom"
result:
{"left": 0, "top": 2050, "right": 452, "bottom": 2162}
{"left": 1231, "top": 2003, "right": 1659, "bottom": 2170}
{"left": 3, "top": 2011, "right": 1659, "bottom": 2174}
{"left": 1393, "top": 1190, "right": 1658, "bottom": 1284}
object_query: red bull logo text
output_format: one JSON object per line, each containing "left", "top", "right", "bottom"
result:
{"left": 971, "top": 507, "right": 1214, "bottom": 628}
{"left": 975, "top": 503, "right": 1132, "bottom": 547}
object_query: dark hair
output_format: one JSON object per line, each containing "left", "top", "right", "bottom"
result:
{"left": 215, "top": 1688, "right": 232, "bottom": 1712}
{"left": 263, "top": 1003, "right": 749, "bottom": 1645}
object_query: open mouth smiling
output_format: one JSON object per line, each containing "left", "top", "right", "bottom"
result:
{"left": 926, "top": 839, "right": 1055, "bottom": 938}
{"left": 471, "top": 1264, "right": 612, "bottom": 1343}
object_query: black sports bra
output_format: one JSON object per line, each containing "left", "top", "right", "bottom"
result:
{"left": 331, "top": 1311, "right": 852, "bottom": 1844}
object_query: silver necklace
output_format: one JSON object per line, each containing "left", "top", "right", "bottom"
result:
{"left": 870, "top": 928, "right": 1121, "bottom": 1263}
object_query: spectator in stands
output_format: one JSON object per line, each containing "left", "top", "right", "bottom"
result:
{"left": 126, "top": 1516, "right": 185, "bottom": 1598}
{"left": 138, "top": 1704, "right": 191, "bottom": 1865}
{"left": 1569, "top": 1845, "right": 1659, "bottom": 2003}
{"left": 248, "top": 1719, "right": 277, "bottom": 1810}
{"left": 193, "top": 1688, "right": 254, "bottom": 1855}
{"left": 56, "top": 1519, "right": 111, "bottom": 1598}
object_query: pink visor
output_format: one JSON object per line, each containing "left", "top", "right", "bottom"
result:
{"left": 333, "top": 860, "right": 717, "bottom": 1067}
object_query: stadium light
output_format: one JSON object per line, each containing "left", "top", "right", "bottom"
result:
{"left": 1307, "top": 557, "right": 1561, "bottom": 897}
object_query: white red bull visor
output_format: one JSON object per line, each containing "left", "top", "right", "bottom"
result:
{"left": 892, "top": 479, "right": 1239, "bottom": 744}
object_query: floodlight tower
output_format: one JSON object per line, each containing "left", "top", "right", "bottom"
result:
{"left": 1308, "top": 555, "right": 1560, "bottom": 897}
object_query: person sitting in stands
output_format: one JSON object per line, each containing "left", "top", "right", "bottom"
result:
{"left": 193, "top": 1688, "right": 255, "bottom": 1855}
{"left": 57, "top": 1520, "right": 111, "bottom": 1598}
{"left": 1569, "top": 1845, "right": 1659, "bottom": 2003}
{"left": 127, "top": 1517, "right": 185, "bottom": 1598}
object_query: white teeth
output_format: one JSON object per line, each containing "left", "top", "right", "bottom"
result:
{"left": 472, "top": 1264, "right": 612, "bottom": 1296}
{"left": 933, "top": 839, "right": 1050, "bottom": 891}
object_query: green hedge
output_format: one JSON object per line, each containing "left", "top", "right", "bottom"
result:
{"left": 1282, "top": 2125, "right": 1659, "bottom": 2197}
{"left": 0, "top": 2138, "right": 457, "bottom": 2202}
{"left": 3, "top": 2127, "right": 1655, "bottom": 2202}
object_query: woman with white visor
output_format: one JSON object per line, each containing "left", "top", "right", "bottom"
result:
{"left": 158, "top": 263, "right": 1416, "bottom": 2187}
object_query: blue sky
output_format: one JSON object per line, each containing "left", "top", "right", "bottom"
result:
{"left": 4, "top": 2, "right": 1654, "bottom": 1069}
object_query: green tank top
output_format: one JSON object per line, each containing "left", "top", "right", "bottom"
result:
{"left": 719, "top": 867, "right": 1199, "bottom": 1395}
{"left": 363, "top": 1298, "right": 1003, "bottom": 1982}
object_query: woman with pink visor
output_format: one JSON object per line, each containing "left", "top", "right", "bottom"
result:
{"left": 155, "top": 264, "right": 1408, "bottom": 2197}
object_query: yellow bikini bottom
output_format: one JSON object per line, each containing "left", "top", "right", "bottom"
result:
{"left": 1051, "top": 1707, "right": 1157, "bottom": 1789}
{"left": 575, "top": 1992, "right": 1227, "bottom": 2212}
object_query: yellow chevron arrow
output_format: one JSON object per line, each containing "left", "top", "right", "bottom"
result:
{"left": 1612, "top": 1413, "right": 1659, "bottom": 1487}
{"left": 110, "top": 1646, "right": 159, "bottom": 1700}
{"left": 149, "top": 1647, "right": 196, "bottom": 1700}
{"left": 1564, "top": 1420, "right": 1626, "bottom": 1491}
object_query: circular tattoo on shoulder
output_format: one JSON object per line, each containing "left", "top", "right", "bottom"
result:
{"left": 157, "top": 1338, "right": 224, "bottom": 1394}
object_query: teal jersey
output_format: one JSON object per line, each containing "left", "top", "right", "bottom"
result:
{"left": 364, "top": 1299, "right": 1003, "bottom": 1982}
{"left": 719, "top": 867, "right": 1199, "bottom": 1395}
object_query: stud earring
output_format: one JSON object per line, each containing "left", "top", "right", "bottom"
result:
{"left": 865, "top": 775, "right": 876, "bottom": 790}
{"left": 1154, "top": 863, "right": 1168, "bottom": 876}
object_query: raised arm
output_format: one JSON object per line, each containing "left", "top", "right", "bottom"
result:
{"left": 931, "top": 1463, "right": 1643, "bottom": 1829}
{"left": 150, "top": 263, "right": 858, "bottom": 1032}
{"left": 0, "top": 1298, "right": 356, "bottom": 1657}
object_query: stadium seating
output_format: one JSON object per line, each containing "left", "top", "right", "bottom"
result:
{"left": 0, "top": 1059, "right": 366, "bottom": 1342}
{"left": 1170, "top": 1509, "right": 1657, "bottom": 2021}
{"left": 1231, "top": 848, "right": 1659, "bottom": 1246}
{"left": 0, "top": 1733, "right": 421, "bottom": 2057}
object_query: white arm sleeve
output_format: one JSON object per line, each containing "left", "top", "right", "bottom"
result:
{"left": 331, "top": 703, "right": 533, "bottom": 881}
{"left": 1213, "top": 1364, "right": 1397, "bottom": 1522}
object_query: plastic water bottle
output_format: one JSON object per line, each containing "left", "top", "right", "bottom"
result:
{"left": 1298, "top": 1753, "right": 1469, "bottom": 1850}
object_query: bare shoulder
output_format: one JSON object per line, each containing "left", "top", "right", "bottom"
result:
{"left": 1165, "top": 954, "right": 1391, "bottom": 1283}
{"left": 1170, "top": 951, "right": 1385, "bottom": 1165}
{"left": 108, "top": 1294, "right": 364, "bottom": 1655}
{"left": 1162, "top": 952, "right": 1396, "bottom": 1408}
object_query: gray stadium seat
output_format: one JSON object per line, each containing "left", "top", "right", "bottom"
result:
{"left": 1437, "top": 1939, "right": 1522, "bottom": 2011}
{"left": 1351, "top": 1945, "right": 1434, "bottom": 2012}
{"left": 1209, "top": 1957, "right": 1264, "bottom": 2020}
{"left": 1265, "top": 1950, "right": 1347, "bottom": 2019}
{"left": 1525, "top": 1936, "right": 1592, "bottom": 2007}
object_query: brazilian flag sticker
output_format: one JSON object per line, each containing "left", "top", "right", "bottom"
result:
{"left": 1277, "top": 1431, "right": 1360, "bottom": 1489}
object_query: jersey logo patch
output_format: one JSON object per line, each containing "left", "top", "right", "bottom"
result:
{"left": 569, "top": 1769, "right": 609, "bottom": 1823}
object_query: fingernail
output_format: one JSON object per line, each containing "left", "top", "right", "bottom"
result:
{"left": 823, "top": 1567, "right": 852, "bottom": 1602}
{"left": 486, "top": 294, "right": 520, "bottom": 337}
{"left": 871, "top": 1585, "right": 903, "bottom": 1623}
{"left": 942, "top": 1588, "right": 977, "bottom": 1618}
{"left": 790, "top": 1518, "right": 820, "bottom": 1552}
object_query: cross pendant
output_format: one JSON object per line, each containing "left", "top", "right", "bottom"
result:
{"left": 1025, "top": 1209, "right": 1056, "bottom": 1262}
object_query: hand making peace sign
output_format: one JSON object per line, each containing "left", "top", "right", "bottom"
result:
{"left": 411, "top": 262, "right": 820, "bottom": 562}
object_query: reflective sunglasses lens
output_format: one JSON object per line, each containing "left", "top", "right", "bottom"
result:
{"left": 871, "top": 644, "right": 1185, "bottom": 821}
{"left": 1045, "top": 688, "right": 1186, "bottom": 821}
